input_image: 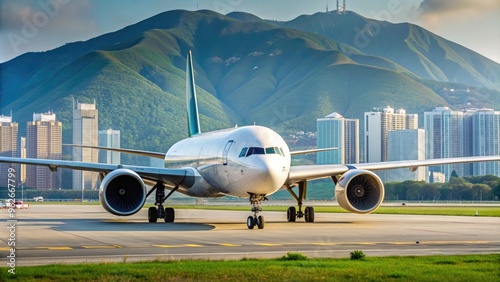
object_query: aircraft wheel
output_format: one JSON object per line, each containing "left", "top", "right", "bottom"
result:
{"left": 247, "top": 216, "right": 255, "bottom": 229}
{"left": 164, "top": 207, "right": 175, "bottom": 223}
{"left": 305, "top": 206, "right": 315, "bottom": 223}
{"left": 287, "top": 206, "right": 296, "bottom": 222}
{"left": 148, "top": 207, "right": 158, "bottom": 223}
{"left": 257, "top": 215, "right": 265, "bottom": 229}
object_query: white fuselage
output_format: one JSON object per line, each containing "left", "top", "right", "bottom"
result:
{"left": 164, "top": 126, "right": 291, "bottom": 198}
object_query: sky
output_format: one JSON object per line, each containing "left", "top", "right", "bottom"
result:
{"left": 1, "top": 0, "right": 499, "bottom": 63}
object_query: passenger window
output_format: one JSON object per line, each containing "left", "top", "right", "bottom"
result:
{"left": 239, "top": 147, "right": 248, "bottom": 158}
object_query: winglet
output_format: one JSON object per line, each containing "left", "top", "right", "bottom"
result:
{"left": 186, "top": 50, "right": 201, "bottom": 137}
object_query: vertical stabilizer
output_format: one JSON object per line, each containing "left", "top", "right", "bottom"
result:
{"left": 186, "top": 50, "right": 201, "bottom": 136}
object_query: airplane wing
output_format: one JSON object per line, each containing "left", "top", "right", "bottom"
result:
{"left": 290, "top": 147, "right": 338, "bottom": 156}
{"left": 0, "top": 157, "right": 190, "bottom": 186}
{"left": 63, "top": 144, "right": 166, "bottom": 159}
{"left": 288, "top": 155, "right": 500, "bottom": 182}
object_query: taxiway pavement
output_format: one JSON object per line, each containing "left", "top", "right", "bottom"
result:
{"left": 1, "top": 205, "right": 499, "bottom": 266}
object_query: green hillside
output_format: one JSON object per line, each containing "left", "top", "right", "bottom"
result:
{"left": 1, "top": 9, "right": 498, "bottom": 164}
{"left": 268, "top": 11, "right": 500, "bottom": 90}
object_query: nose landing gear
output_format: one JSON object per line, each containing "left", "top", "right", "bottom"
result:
{"left": 147, "top": 182, "right": 179, "bottom": 223}
{"left": 247, "top": 193, "right": 267, "bottom": 229}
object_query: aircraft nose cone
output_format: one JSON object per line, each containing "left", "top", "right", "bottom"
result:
{"left": 251, "top": 156, "right": 287, "bottom": 194}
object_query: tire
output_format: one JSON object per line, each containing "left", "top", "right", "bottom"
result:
{"left": 305, "top": 206, "right": 315, "bottom": 223}
{"left": 148, "top": 207, "right": 158, "bottom": 223}
{"left": 164, "top": 207, "right": 175, "bottom": 223}
{"left": 247, "top": 216, "right": 255, "bottom": 229}
{"left": 257, "top": 215, "right": 265, "bottom": 229}
{"left": 287, "top": 206, "right": 296, "bottom": 222}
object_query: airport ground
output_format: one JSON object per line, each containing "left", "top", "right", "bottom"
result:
{"left": 1, "top": 204, "right": 499, "bottom": 267}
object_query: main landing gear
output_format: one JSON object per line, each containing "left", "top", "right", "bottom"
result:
{"left": 147, "top": 182, "right": 179, "bottom": 223}
{"left": 247, "top": 193, "right": 267, "bottom": 229}
{"left": 286, "top": 181, "right": 315, "bottom": 223}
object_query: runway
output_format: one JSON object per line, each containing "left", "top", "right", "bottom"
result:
{"left": 2, "top": 205, "right": 500, "bottom": 266}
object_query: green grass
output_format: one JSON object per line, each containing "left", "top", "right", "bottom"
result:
{"left": 2, "top": 254, "right": 499, "bottom": 281}
{"left": 167, "top": 205, "right": 500, "bottom": 217}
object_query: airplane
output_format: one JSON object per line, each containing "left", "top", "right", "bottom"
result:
{"left": 1, "top": 50, "right": 500, "bottom": 229}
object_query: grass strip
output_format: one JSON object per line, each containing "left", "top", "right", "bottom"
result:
{"left": 29, "top": 202, "right": 500, "bottom": 216}
{"left": 2, "top": 254, "right": 499, "bottom": 281}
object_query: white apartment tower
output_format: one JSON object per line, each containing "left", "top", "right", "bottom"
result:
{"left": 73, "top": 100, "right": 99, "bottom": 190}
{"left": 364, "top": 106, "right": 417, "bottom": 163}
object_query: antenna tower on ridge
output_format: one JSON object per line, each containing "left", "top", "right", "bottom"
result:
{"left": 337, "top": 0, "right": 346, "bottom": 14}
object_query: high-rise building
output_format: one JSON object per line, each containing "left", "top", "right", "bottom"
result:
{"left": 386, "top": 129, "right": 427, "bottom": 182}
{"left": 26, "top": 112, "right": 62, "bottom": 190}
{"left": 364, "top": 106, "right": 417, "bottom": 163}
{"left": 406, "top": 114, "right": 419, "bottom": 130}
{"left": 0, "top": 115, "right": 18, "bottom": 187}
{"left": 471, "top": 109, "right": 500, "bottom": 176}
{"left": 317, "top": 113, "right": 359, "bottom": 164}
{"left": 19, "top": 137, "right": 26, "bottom": 183}
{"left": 424, "top": 107, "right": 466, "bottom": 180}
{"left": 98, "top": 129, "right": 120, "bottom": 164}
{"left": 73, "top": 100, "right": 98, "bottom": 190}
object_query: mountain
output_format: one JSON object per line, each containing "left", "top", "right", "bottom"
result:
{"left": 1, "top": 10, "right": 499, "bottom": 163}
{"left": 228, "top": 11, "right": 500, "bottom": 90}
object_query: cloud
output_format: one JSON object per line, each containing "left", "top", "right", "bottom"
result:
{"left": 0, "top": 0, "right": 96, "bottom": 33}
{"left": 418, "top": 0, "right": 500, "bottom": 25}
{"left": 0, "top": 0, "right": 98, "bottom": 61}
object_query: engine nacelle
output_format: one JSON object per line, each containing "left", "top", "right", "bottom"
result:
{"left": 99, "top": 169, "right": 147, "bottom": 216}
{"left": 335, "top": 169, "right": 384, "bottom": 214}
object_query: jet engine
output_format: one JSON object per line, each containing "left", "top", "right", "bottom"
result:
{"left": 335, "top": 170, "right": 384, "bottom": 214}
{"left": 99, "top": 169, "right": 147, "bottom": 216}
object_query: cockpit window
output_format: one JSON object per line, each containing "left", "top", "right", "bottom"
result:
{"left": 240, "top": 147, "right": 285, "bottom": 157}
{"left": 265, "top": 147, "right": 274, "bottom": 154}
{"left": 238, "top": 147, "right": 248, "bottom": 158}
{"left": 246, "top": 147, "right": 265, "bottom": 157}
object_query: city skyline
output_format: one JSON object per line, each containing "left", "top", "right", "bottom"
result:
{"left": 2, "top": 102, "right": 499, "bottom": 189}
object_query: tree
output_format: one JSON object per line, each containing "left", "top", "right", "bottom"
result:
{"left": 450, "top": 170, "right": 459, "bottom": 179}
{"left": 442, "top": 177, "right": 473, "bottom": 200}
{"left": 472, "top": 184, "right": 491, "bottom": 201}
{"left": 493, "top": 183, "right": 500, "bottom": 201}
